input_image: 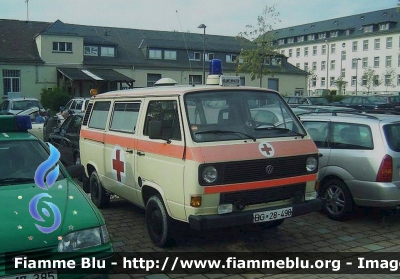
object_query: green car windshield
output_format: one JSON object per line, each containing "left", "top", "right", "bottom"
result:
{"left": 185, "top": 90, "right": 306, "bottom": 142}
{"left": 0, "top": 140, "right": 65, "bottom": 185}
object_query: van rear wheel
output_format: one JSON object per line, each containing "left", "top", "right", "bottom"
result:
{"left": 145, "top": 195, "right": 173, "bottom": 248}
{"left": 89, "top": 171, "right": 110, "bottom": 208}
{"left": 321, "top": 179, "right": 353, "bottom": 220}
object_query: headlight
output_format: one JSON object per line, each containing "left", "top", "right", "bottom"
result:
{"left": 306, "top": 156, "right": 317, "bottom": 172}
{"left": 58, "top": 225, "right": 110, "bottom": 252}
{"left": 202, "top": 166, "right": 218, "bottom": 184}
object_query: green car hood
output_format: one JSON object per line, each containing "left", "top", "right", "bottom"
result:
{"left": 0, "top": 178, "right": 102, "bottom": 253}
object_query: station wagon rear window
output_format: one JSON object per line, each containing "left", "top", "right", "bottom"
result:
{"left": 383, "top": 123, "right": 400, "bottom": 152}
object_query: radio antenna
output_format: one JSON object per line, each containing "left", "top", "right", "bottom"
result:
{"left": 25, "top": 0, "right": 29, "bottom": 21}
{"left": 175, "top": 10, "right": 192, "bottom": 74}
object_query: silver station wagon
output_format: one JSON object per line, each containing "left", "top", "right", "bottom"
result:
{"left": 299, "top": 112, "right": 400, "bottom": 220}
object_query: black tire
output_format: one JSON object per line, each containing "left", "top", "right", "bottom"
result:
{"left": 259, "top": 219, "right": 285, "bottom": 229}
{"left": 321, "top": 179, "right": 353, "bottom": 221}
{"left": 145, "top": 195, "right": 174, "bottom": 248}
{"left": 89, "top": 171, "right": 110, "bottom": 208}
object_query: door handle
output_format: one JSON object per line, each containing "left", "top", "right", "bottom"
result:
{"left": 126, "top": 149, "right": 133, "bottom": 154}
{"left": 137, "top": 151, "right": 145, "bottom": 156}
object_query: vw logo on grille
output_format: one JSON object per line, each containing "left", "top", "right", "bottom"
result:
{"left": 265, "top": 165, "right": 274, "bottom": 174}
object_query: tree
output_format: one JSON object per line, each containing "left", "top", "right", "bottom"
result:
{"left": 307, "top": 70, "right": 318, "bottom": 95}
{"left": 40, "top": 87, "right": 71, "bottom": 112}
{"left": 382, "top": 67, "right": 396, "bottom": 93}
{"left": 334, "top": 76, "right": 348, "bottom": 95}
{"left": 236, "top": 5, "right": 281, "bottom": 87}
{"left": 360, "top": 67, "right": 381, "bottom": 94}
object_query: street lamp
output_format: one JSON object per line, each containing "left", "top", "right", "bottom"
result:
{"left": 355, "top": 58, "right": 361, "bottom": 95}
{"left": 325, "top": 40, "right": 329, "bottom": 89}
{"left": 198, "top": 24, "right": 206, "bottom": 84}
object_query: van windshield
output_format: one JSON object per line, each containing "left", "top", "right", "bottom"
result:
{"left": 184, "top": 90, "right": 306, "bottom": 142}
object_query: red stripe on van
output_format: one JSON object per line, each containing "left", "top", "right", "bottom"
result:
{"left": 203, "top": 174, "right": 317, "bottom": 194}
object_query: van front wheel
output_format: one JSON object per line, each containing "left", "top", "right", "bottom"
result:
{"left": 145, "top": 195, "right": 173, "bottom": 248}
{"left": 89, "top": 171, "right": 110, "bottom": 208}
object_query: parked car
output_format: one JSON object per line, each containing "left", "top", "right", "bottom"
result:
{"left": 16, "top": 106, "right": 48, "bottom": 140}
{"left": 0, "top": 115, "right": 113, "bottom": 278}
{"left": 48, "top": 113, "right": 84, "bottom": 166}
{"left": 330, "top": 95, "right": 398, "bottom": 113}
{"left": 300, "top": 112, "right": 400, "bottom": 220}
{"left": 296, "top": 105, "right": 358, "bottom": 114}
{"left": 0, "top": 97, "right": 44, "bottom": 115}
{"left": 284, "top": 96, "right": 330, "bottom": 107}
{"left": 63, "top": 97, "right": 90, "bottom": 114}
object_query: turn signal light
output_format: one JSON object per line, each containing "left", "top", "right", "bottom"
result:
{"left": 190, "top": 195, "right": 202, "bottom": 207}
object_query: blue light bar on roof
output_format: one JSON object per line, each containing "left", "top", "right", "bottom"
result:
{"left": 0, "top": 115, "right": 32, "bottom": 132}
{"left": 209, "top": 59, "right": 222, "bottom": 75}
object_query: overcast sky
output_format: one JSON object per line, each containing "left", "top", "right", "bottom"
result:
{"left": 1, "top": 0, "right": 398, "bottom": 36}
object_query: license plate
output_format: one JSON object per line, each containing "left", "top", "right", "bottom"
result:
{"left": 253, "top": 207, "right": 292, "bottom": 223}
{"left": 1, "top": 270, "right": 57, "bottom": 279}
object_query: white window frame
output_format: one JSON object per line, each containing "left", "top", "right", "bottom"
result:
{"left": 386, "top": 56, "right": 392, "bottom": 67}
{"left": 52, "top": 42, "right": 72, "bottom": 52}
{"left": 100, "top": 47, "right": 115, "bottom": 57}
{"left": 226, "top": 54, "right": 237, "bottom": 63}
{"left": 189, "top": 51, "right": 201, "bottom": 61}
{"left": 205, "top": 53, "right": 214, "bottom": 61}
{"left": 149, "top": 49, "right": 162, "bottom": 59}
{"left": 84, "top": 46, "right": 98, "bottom": 56}
{"left": 164, "top": 50, "right": 177, "bottom": 60}
{"left": 374, "top": 38, "right": 380, "bottom": 50}
{"left": 386, "top": 37, "right": 392, "bottom": 49}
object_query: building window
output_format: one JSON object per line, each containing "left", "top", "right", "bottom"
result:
{"left": 330, "top": 60, "right": 335, "bottom": 70}
{"left": 296, "top": 48, "right": 300, "bottom": 57}
{"left": 2, "top": 70, "right": 20, "bottom": 96}
{"left": 374, "top": 38, "right": 380, "bottom": 50}
{"left": 321, "top": 45, "right": 326, "bottom": 55}
{"left": 312, "top": 62, "right": 317, "bottom": 70}
{"left": 164, "top": 50, "right": 177, "bottom": 60}
{"left": 297, "top": 36, "right": 304, "bottom": 42}
{"left": 374, "top": 57, "right": 380, "bottom": 68}
{"left": 331, "top": 43, "right": 336, "bottom": 54}
{"left": 351, "top": 76, "right": 356, "bottom": 86}
{"left": 397, "top": 75, "right": 400, "bottom": 86}
{"left": 341, "top": 51, "right": 346, "bottom": 61}
{"left": 296, "top": 63, "right": 300, "bottom": 68}
{"left": 385, "top": 75, "right": 391, "bottom": 86}
{"left": 147, "top": 73, "right": 162, "bottom": 87}
{"left": 288, "top": 38, "right": 294, "bottom": 44}
{"left": 308, "top": 34, "right": 315, "bottom": 41}
{"left": 352, "top": 41, "right": 358, "bottom": 52}
{"left": 362, "top": 77, "right": 367, "bottom": 86}
{"left": 352, "top": 59, "right": 357, "bottom": 69}
{"left": 330, "top": 31, "right": 338, "bottom": 37}
{"left": 386, "top": 37, "right": 392, "bottom": 49}
{"left": 278, "top": 39, "right": 285, "bottom": 45}
{"left": 84, "top": 46, "right": 98, "bottom": 56}
{"left": 321, "top": 61, "right": 326, "bottom": 71}
{"left": 341, "top": 68, "right": 346, "bottom": 77}
{"left": 280, "top": 50, "right": 285, "bottom": 55}
{"left": 345, "top": 30, "right": 351, "bottom": 36}
{"left": 386, "top": 56, "right": 392, "bottom": 67}
{"left": 380, "top": 23, "right": 389, "bottom": 30}
{"left": 312, "top": 77, "right": 317, "bottom": 87}
{"left": 100, "top": 47, "right": 115, "bottom": 57}
{"left": 321, "top": 77, "right": 326, "bottom": 87}
{"left": 363, "top": 40, "right": 369, "bottom": 51}
{"left": 312, "top": 46, "right": 317, "bottom": 56}
{"left": 363, "top": 25, "right": 373, "bottom": 33}
{"left": 226, "top": 54, "right": 237, "bottom": 63}
{"left": 189, "top": 75, "right": 202, "bottom": 85}
{"left": 149, "top": 49, "right": 162, "bottom": 59}
{"left": 398, "top": 54, "right": 400, "bottom": 67}
{"left": 52, "top": 42, "right": 72, "bottom": 52}
{"left": 188, "top": 51, "right": 201, "bottom": 61}
{"left": 304, "top": 47, "right": 309, "bottom": 56}
{"left": 374, "top": 75, "right": 380, "bottom": 86}
{"left": 304, "top": 62, "right": 309, "bottom": 71}
{"left": 318, "top": 33, "right": 326, "bottom": 39}
{"left": 205, "top": 53, "right": 214, "bottom": 61}
{"left": 362, "top": 57, "right": 368, "bottom": 68}
{"left": 330, "top": 77, "right": 335, "bottom": 86}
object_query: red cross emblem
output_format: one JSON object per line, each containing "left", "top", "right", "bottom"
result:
{"left": 259, "top": 142, "right": 274, "bottom": 157}
{"left": 112, "top": 149, "right": 124, "bottom": 182}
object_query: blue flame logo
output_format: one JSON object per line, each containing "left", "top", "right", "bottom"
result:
{"left": 29, "top": 143, "right": 62, "bottom": 234}
{"left": 29, "top": 193, "right": 61, "bottom": 234}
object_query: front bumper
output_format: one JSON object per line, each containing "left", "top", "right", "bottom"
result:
{"left": 188, "top": 198, "right": 323, "bottom": 230}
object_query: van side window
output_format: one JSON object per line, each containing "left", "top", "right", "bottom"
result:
{"left": 110, "top": 102, "right": 141, "bottom": 133}
{"left": 331, "top": 123, "right": 373, "bottom": 150}
{"left": 144, "top": 100, "right": 181, "bottom": 140}
{"left": 88, "top": 101, "right": 111, "bottom": 130}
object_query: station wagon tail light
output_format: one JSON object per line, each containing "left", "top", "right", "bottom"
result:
{"left": 376, "top": 155, "right": 392, "bottom": 182}
{"left": 190, "top": 195, "right": 202, "bottom": 207}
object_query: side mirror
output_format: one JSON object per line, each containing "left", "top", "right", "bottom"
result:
{"left": 66, "top": 164, "right": 84, "bottom": 179}
{"left": 148, "top": 120, "right": 162, "bottom": 139}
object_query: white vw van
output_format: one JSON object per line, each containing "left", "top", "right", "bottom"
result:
{"left": 80, "top": 79, "right": 322, "bottom": 247}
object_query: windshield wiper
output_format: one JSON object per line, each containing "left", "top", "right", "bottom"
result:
{"left": 0, "top": 178, "right": 35, "bottom": 185}
{"left": 195, "top": 130, "right": 256, "bottom": 142}
{"left": 254, "top": 126, "right": 306, "bottom": 138}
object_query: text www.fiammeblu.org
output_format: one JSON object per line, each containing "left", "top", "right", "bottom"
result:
{"left": 122, "top": 257, "right": 400, "bottom": 272}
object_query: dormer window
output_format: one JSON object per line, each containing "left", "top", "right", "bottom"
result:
{"left": 345, "top": 29, "right": 351, "bottom": 36}
{"left": 288, "top": 37, "right": 295, "bottom": 44}
{"left": 84, "top": 46, "right": 98, "bottom": 56}
{"left": 363, "top": 25, "right": 373, "bottom": 33}
{"left": 307, "top": 34, "right": 315, "bottom": 41}
{"left": 379, "top": 23, "right": 389, "bottom": 31}
{"left": 297, "top": 36, "right": 304, "bottom": 42}
{"left": 278, "top": 39, "right": 285, "bottom": 45}
{"left": 318, "top": 32, "right": 326, "bottom": 39}
{"left": 330, "top": 31, "right": 338, "bottom": 37}
{"left": 100, "top": 47, "right": 115, "bottom": 57}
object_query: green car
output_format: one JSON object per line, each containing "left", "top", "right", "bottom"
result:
{"left": 0, "top": 115, "right": 113, "bottom": 279}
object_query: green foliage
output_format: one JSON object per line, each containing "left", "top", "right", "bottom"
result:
{"left": 40, "top": 87, "right": 71, "bottom": 112}
{"left": 325, "top": 95, "right": 346, "bottom": 103}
